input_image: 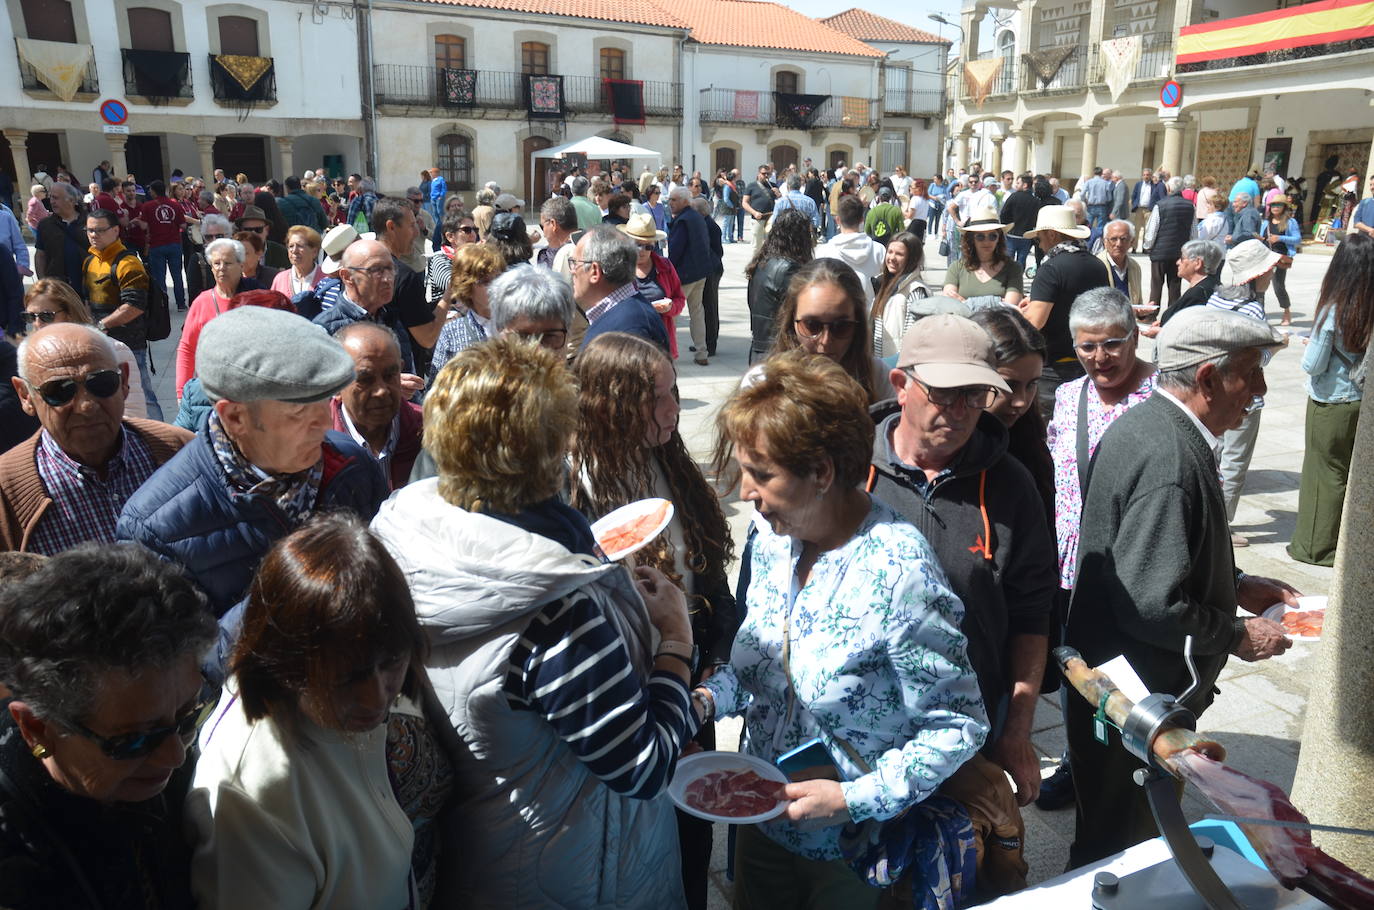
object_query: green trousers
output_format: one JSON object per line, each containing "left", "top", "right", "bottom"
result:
{"left": 732, "top": 823, "right": 880, "bottom": 910}
{"left": 1289, "top": 397, "right": 1361, "bottom": 567}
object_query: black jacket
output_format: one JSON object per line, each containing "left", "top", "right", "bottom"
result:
{"left": 1149, "top": 193, "right": 1196, "bottom": 261}
{"left": 746, "top": 258, "right": 801, "bottom": 359}
{"left": 866, "top": 404, "right": 1058, "bottom": 726}
{"left": 999, "top": 190, "right": 1042, "bottom": 238}
{"left": 1160, "top": 273, "right": 1221, "bottom": 325}
{"left": 0, "top": 703, "right": 195, "bottom": 909}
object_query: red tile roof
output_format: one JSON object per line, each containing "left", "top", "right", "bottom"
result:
{"left": 422, "top": 0, "right": 687, "bottom": 30}
{"left": 671, "top": 0, "right": 884, "bottom": 57}
{"left": 820, "top": 8, "right": 952, "bottom": 45}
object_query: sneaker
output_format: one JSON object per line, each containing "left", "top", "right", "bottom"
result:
{"left": 1231, "top": 532, "right": 1249, "bottom": 548}
{"left": 694, "top": 354, "right": 709, "bottom": 366}
{"left": 1035, "top": 760, "right": 1075, "bottom": 811}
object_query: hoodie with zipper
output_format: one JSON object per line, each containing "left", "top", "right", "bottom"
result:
{"left": 866, "top": 403, "right": 1057, "bottom": 730}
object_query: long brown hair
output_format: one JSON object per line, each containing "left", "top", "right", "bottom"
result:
{"left": 960, "top": 223, "right": 1009, "bottom": 270}
{"left": 1312, "top": 232, "right": 1374, "bottom": 354}
{"left": 569, "top": 332, "right": 733, "bottom": 597}
{"left": 766, "top": 258, "right": 876, "bottom": 403}
{"left": 232, "top": 514, "right": 426, "bottom": 726}
{"left": 871, "top": 232, "right": 924, "bottom": 324}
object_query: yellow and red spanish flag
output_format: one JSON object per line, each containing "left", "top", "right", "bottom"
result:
{"left": 1177, "top": 0, "right": 1374, "bottom": 68}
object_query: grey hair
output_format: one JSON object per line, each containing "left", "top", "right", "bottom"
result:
{"left": 540, "top": 196, "right": 576, "bottom": 231}
{"left": 49, "top": 181, "right": 81, "bottom": 202}
{"left": 1157, "top": 352, "right": 1235, "bottom": 394}
{"left": 786, "top": 174, "right": 802, "bottom": 191}
{"left": 199, "top": 189, "right": 216, "bottom": 206}
{"left": 1167, "top": 176, "right": 1184, "bottom": 194}
{"left": 359, "top": 177, "right": 376, "bottom": 194}
{"left": 1068, "top": 287, "right": 1135, "bottom": 337}
{"left": 571, "top": 176, "right": 590, "bottom": 196}
{"left": 1181, "top": 239, "right": 1225, "bottom": 275}
{"left": 1183, "top": 174, "right": 1197, "bottom": 189}
{"left": 484, "top": 181, "right": 501, "bottom": 194}
{"left": 690, "top": 197, "right": 712, "bottom": 217}
{"left": 17, "top": 323, "right": 117, "bottom": 384}
{"left": 667, "top": 186, "right": 690, "bottom": 203}
{"left": 476, "top": 188, "right": 496, "bottom": 206}
{"left": 205, "top": 237, "right": 246, "bottom": 263}
{"left": 201, "top": 213, "right": 233, "bottom": 237}
{"left": 489, "top": 263, "right": 574, "bottom": 332}
{"left": 581, "top": 224, "right": 637, "bottom": 286}
{"left": 1234, "top": 192, "right": 1252, "bottom": 205}
{"left": 1105, "top": 218, "right": 1135, "bottom": 240}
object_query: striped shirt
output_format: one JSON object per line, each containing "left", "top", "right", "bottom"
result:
{"left": 30, "top": 427, "right": 158, "bottom": 555}
{"left": 585, "top": 282, "right": 641, "bottom": 326}
{"left": 504, "top": 594, "right": 697, "bottom": 798}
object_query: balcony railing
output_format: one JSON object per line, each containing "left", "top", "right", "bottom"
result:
{"left": 958, "top": 54, "right": 1017, "bottom": 101}
{"left": 121, "top": 49, "right": 193, "bottom": 101}
{"left": 959, "top": 34, "right": 1174, "bottom": 100}
{"left": 698, "top": 89, "right": 879, "bottom": 131}
{"left": 373, "top": 65, "right": 682, "bottom": 116}
{"left": 1088, "top": 32, "right": 1176, "bottom": 84}
{"left": 883, "top": 88, "right": 944, "bottom": 116}
{"left": 1177, "top": 0, "right": 1374, "bottom": 73}
{"left": 16, "top": 40, "right": 99, "bottom": 96}
{"left": 208, "top": 55, "right": 276, "bottom": 104}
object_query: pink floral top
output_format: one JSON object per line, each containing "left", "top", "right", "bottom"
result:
{"left": 1047, "top": 371, "right": 1157, "bottom": 589}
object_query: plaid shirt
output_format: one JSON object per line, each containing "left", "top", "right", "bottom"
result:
{"left": 585, "top": 282, "right": 640, "bottom": 325}
{"left": 30, "top": 426, "right": 158, "bottom": 555}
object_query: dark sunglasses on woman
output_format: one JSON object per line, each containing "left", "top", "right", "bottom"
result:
{"left": 22, "top": 310, "right": 59, "bottom": 326}
{"left": 795, "top": 317, "right": 857, "bottom": 340}
{"left": 26, "top": 369, "right": 122, "bottom": 407}
{"left": 68, "top": 682, "right": 220, "bottom": 761}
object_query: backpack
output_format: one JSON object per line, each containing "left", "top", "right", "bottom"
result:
{"left": 84, "top": 248, "right": 171, "bottom": 342}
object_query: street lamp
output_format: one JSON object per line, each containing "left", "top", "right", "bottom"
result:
{"left": 928, "top": 12, "right": 966, "bottom": 46}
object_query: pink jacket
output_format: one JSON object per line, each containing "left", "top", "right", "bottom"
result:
{"left": 270, "top": 266, "right": 326, "bottom": 298}
{"left": 176, "top": 288, "right": 232, "bottom": 398}
{"left": 644, "top": 251, "right": 685, "bottom": 358}
{"left": 25, "top": 196, "right": 46, "bottom": 230}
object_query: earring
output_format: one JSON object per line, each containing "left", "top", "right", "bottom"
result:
{"left": 30, "top": 743, "right": 50, "bottom": 760}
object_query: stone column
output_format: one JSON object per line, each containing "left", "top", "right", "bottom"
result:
{"left": 3, "top": 129, "right": 30, "bottom": 180}
{"left": 275, "top": 136, "right": 294, "bottom": 182}
{"left": 104, "top": 134, "right": 128, "bottom": 181}
{"left": 1010, "top": 128, "right": 1033, "bottom": 175}
{"left": 955, "top": 131, "right": 971, "bottom": 172}
{"left": 1292, "top": 389, "right": 1374, "bottom": 876}
{"left": 1161, "top": 119, "right": 1186, "bottom": 178}
{"left": 195, "top": 136, "right": 216, "bottom": 183}
{"left": 991, "top": 135, "right": 1005, "bottom": 174}
{"left": 1079, "top": 123, "right": 1102, "bottom": 182}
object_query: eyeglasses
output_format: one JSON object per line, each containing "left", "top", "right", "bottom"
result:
{"left": 203, "top": 233, "right": 228, "bottom": 242}
{"left": 240, "top": 224, "right": 268, "bottom": 234}
{"left": 66, "top": 682, "right": 218, "bottom": 761}
{"left": 1075, "top": 335, "right": 1133, "bottom": 356}
{"left": 349, "top": 264, "right": 395, "bottom": 280}
{"left": 26, "top": 369, "right": 122, "bottom": 407}
{"left": 506, "top": 328, "right": 568, "bottom": 350}
{"left": 909, "top": 375, "right": 998, "bottom": 410}
{"left": 969, "top": 231, "right": 1001, "bottom": 241}
{"left": 794, "top": 317, "right": 857, "bottom": 340}
{"left": 85, "top": 225, "right": 116, "bottom": 235}
{"left": 457, "top": 225, "right": 478, "bottom": 235}
{"left": 637, "top": 242, "right": 656, "bottom": 251}
{"left": 23, "top": 310, "right": 59, "bottom": 325}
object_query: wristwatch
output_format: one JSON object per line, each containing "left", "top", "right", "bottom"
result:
{"left": 655, "top": 639, "right": 698, "bottom": 675}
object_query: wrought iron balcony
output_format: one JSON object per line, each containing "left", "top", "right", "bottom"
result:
{"left": 16, "top": 39, "right": 99, "bottom": 97}
{"left": 883, "top": 88, "right": 945, "bottom": 116}
{"left": 698, "top": 88, "right": 880, "bottom": 131}
{"left": 373, "top": 65, "right": 682, "bottom": 117}
{"left": 121, "top": 49, "right": 193, "bottom": 101}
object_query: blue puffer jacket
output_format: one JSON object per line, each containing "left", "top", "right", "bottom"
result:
{"left": 117, "top": 426, "right": 389, "bottom": 618}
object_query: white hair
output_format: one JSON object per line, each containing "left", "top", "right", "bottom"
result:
{"left": 205, "top": 238, "right": 246, "bottom": 263}
{"left": 1104, "top": 218, "right": 1135, "bottom": 240}
{"left": 667, "top": 187, "right": 690, "bottom": 202}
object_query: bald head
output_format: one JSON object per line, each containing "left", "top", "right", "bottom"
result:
{"left": 338, "top": 238, "right": 396, "bottom": 313}
{"left": 17, "top": 323, "right": 116, "bottom": 384}
{"left": 14, "top": 323, "right": 127, "bottom": 468}
{"left": 337, "top": 321, "right": 401, "bottom": 362}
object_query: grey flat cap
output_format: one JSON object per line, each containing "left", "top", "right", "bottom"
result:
{"left": 197, "top": 306, "right": 355, "bottom": 403}
{"left": 1155, "top": 305, "right": 1285, "bottom": 373}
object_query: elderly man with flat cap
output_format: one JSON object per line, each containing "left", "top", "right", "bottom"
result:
{"left": 117, "top": 306, "right": 388, "bottom": 623}
{"left": 864, "top": 314, "right": 1057, "bottom": 895}
{"left": 1064, "top": 305, "right": 1301, "bottom": 869}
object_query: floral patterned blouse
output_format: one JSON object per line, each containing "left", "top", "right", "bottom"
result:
{"left": 1047, "top": 371, "right": 1157, "bottom": 589}
{"left": 703, "top": 497, "right": 987, "bottom": 861}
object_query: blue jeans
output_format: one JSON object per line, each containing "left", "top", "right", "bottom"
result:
{"left": 147, "top": 243, "right": 185, "bottom": 310}
{"left": 130, "top": 346, "right": 164, "bottom": 421}
{"left": 718, "top": 211, "right": 736, "bottom": 243}
{"left": 734, "top": 208, "right": 745, "bottom": 242}
{"left": 1006, "top": 235, "right": 1032, "bottom": 265}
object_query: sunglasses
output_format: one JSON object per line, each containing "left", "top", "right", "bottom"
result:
{"left": 795, "top": 317, "right": 857, "bottom": 340}
{"left": 969, "top": 231, "right": 1001, "bottom": 241}
{"left": 68, "top": 682, "right": 219, "bottom": 760}
{"left": 457, "top": 225, "right": 478, "bottom": 235}
{"left": 27, "top": 369, "right": 122, "bottom": 407}
{"left": 23, "top": 310, "right": 59, "bottom": 325}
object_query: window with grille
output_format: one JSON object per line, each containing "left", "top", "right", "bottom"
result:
{"left": 599, "top": 48, "right": 625, "bottom": 81}
{"left": 218, "top": 15, "right": 259, "bottom": 56}
{"left": 438, "top": 134, "right": 473, "bottom": 191}
{"left": 435, "top": 35, "right": 465, "bottom": 70}
{"left": 775, "top": 71, "right": 799, "bottom": 94}
{"left": 128, "top": 7, "right": 174, "bottom": 52}
{"left": 20, "top": 0, "right": 77, "bottom": 42}
{"left": 521, "top": 42, "right": 550, "bottom": 75}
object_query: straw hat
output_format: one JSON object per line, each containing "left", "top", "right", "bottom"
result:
{"left": 616, "top": 213, "right": 666, "bottom": 244}
{"left": 1022, "top": 204, "right": 1090, "bottom": 240}
{"left": 961, "top": 206, "right": 1013, "bottom": 233}
{"left": 1225, "top": 239, "right": 1282, "bottom": 286}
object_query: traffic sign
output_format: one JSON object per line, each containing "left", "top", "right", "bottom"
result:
{"left": 1160, "top": 80, "right": 1182, "bottom": 108}
{"left": 99, "top": 99, "right": 128, "bottom": 125}
{"left": 102, "top": 125, "right": 130, "bottom": 135}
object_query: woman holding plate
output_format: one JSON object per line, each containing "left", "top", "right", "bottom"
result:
{"left": 569, "top": 330, "right": 738, "bottom": 910}
{"left": 694, "top": 351, "right": 987, "bottom": 908}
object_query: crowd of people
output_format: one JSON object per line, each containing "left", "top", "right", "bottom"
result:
{"left": 0, "top": 149, "right": 1369, "bottom": 910}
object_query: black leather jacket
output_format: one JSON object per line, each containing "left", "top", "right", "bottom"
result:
{"left": 746, "top": 258, "right": 801, "bottom": 361}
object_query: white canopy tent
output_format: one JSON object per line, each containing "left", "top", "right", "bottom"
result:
{"left": 529, "top": 136, "right": 662, "bottom": 202}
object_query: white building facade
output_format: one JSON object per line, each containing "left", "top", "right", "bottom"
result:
{"left": 2, "top": 0, "right": 364, "bottom": 186}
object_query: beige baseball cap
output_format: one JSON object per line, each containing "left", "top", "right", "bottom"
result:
{"left": 897, "top": 314, "right": 1012, "bottom": 392}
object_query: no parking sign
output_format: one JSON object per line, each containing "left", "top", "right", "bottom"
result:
{"left": 1160, "top": 81, "right": 1182, "bottom": 108}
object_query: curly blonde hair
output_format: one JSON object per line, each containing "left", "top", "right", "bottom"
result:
{"left": 424, "top": 338, "right": 578, "bottom": 513}
{"left": 445, "top": 243, "right": 505, "bottom": 309}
